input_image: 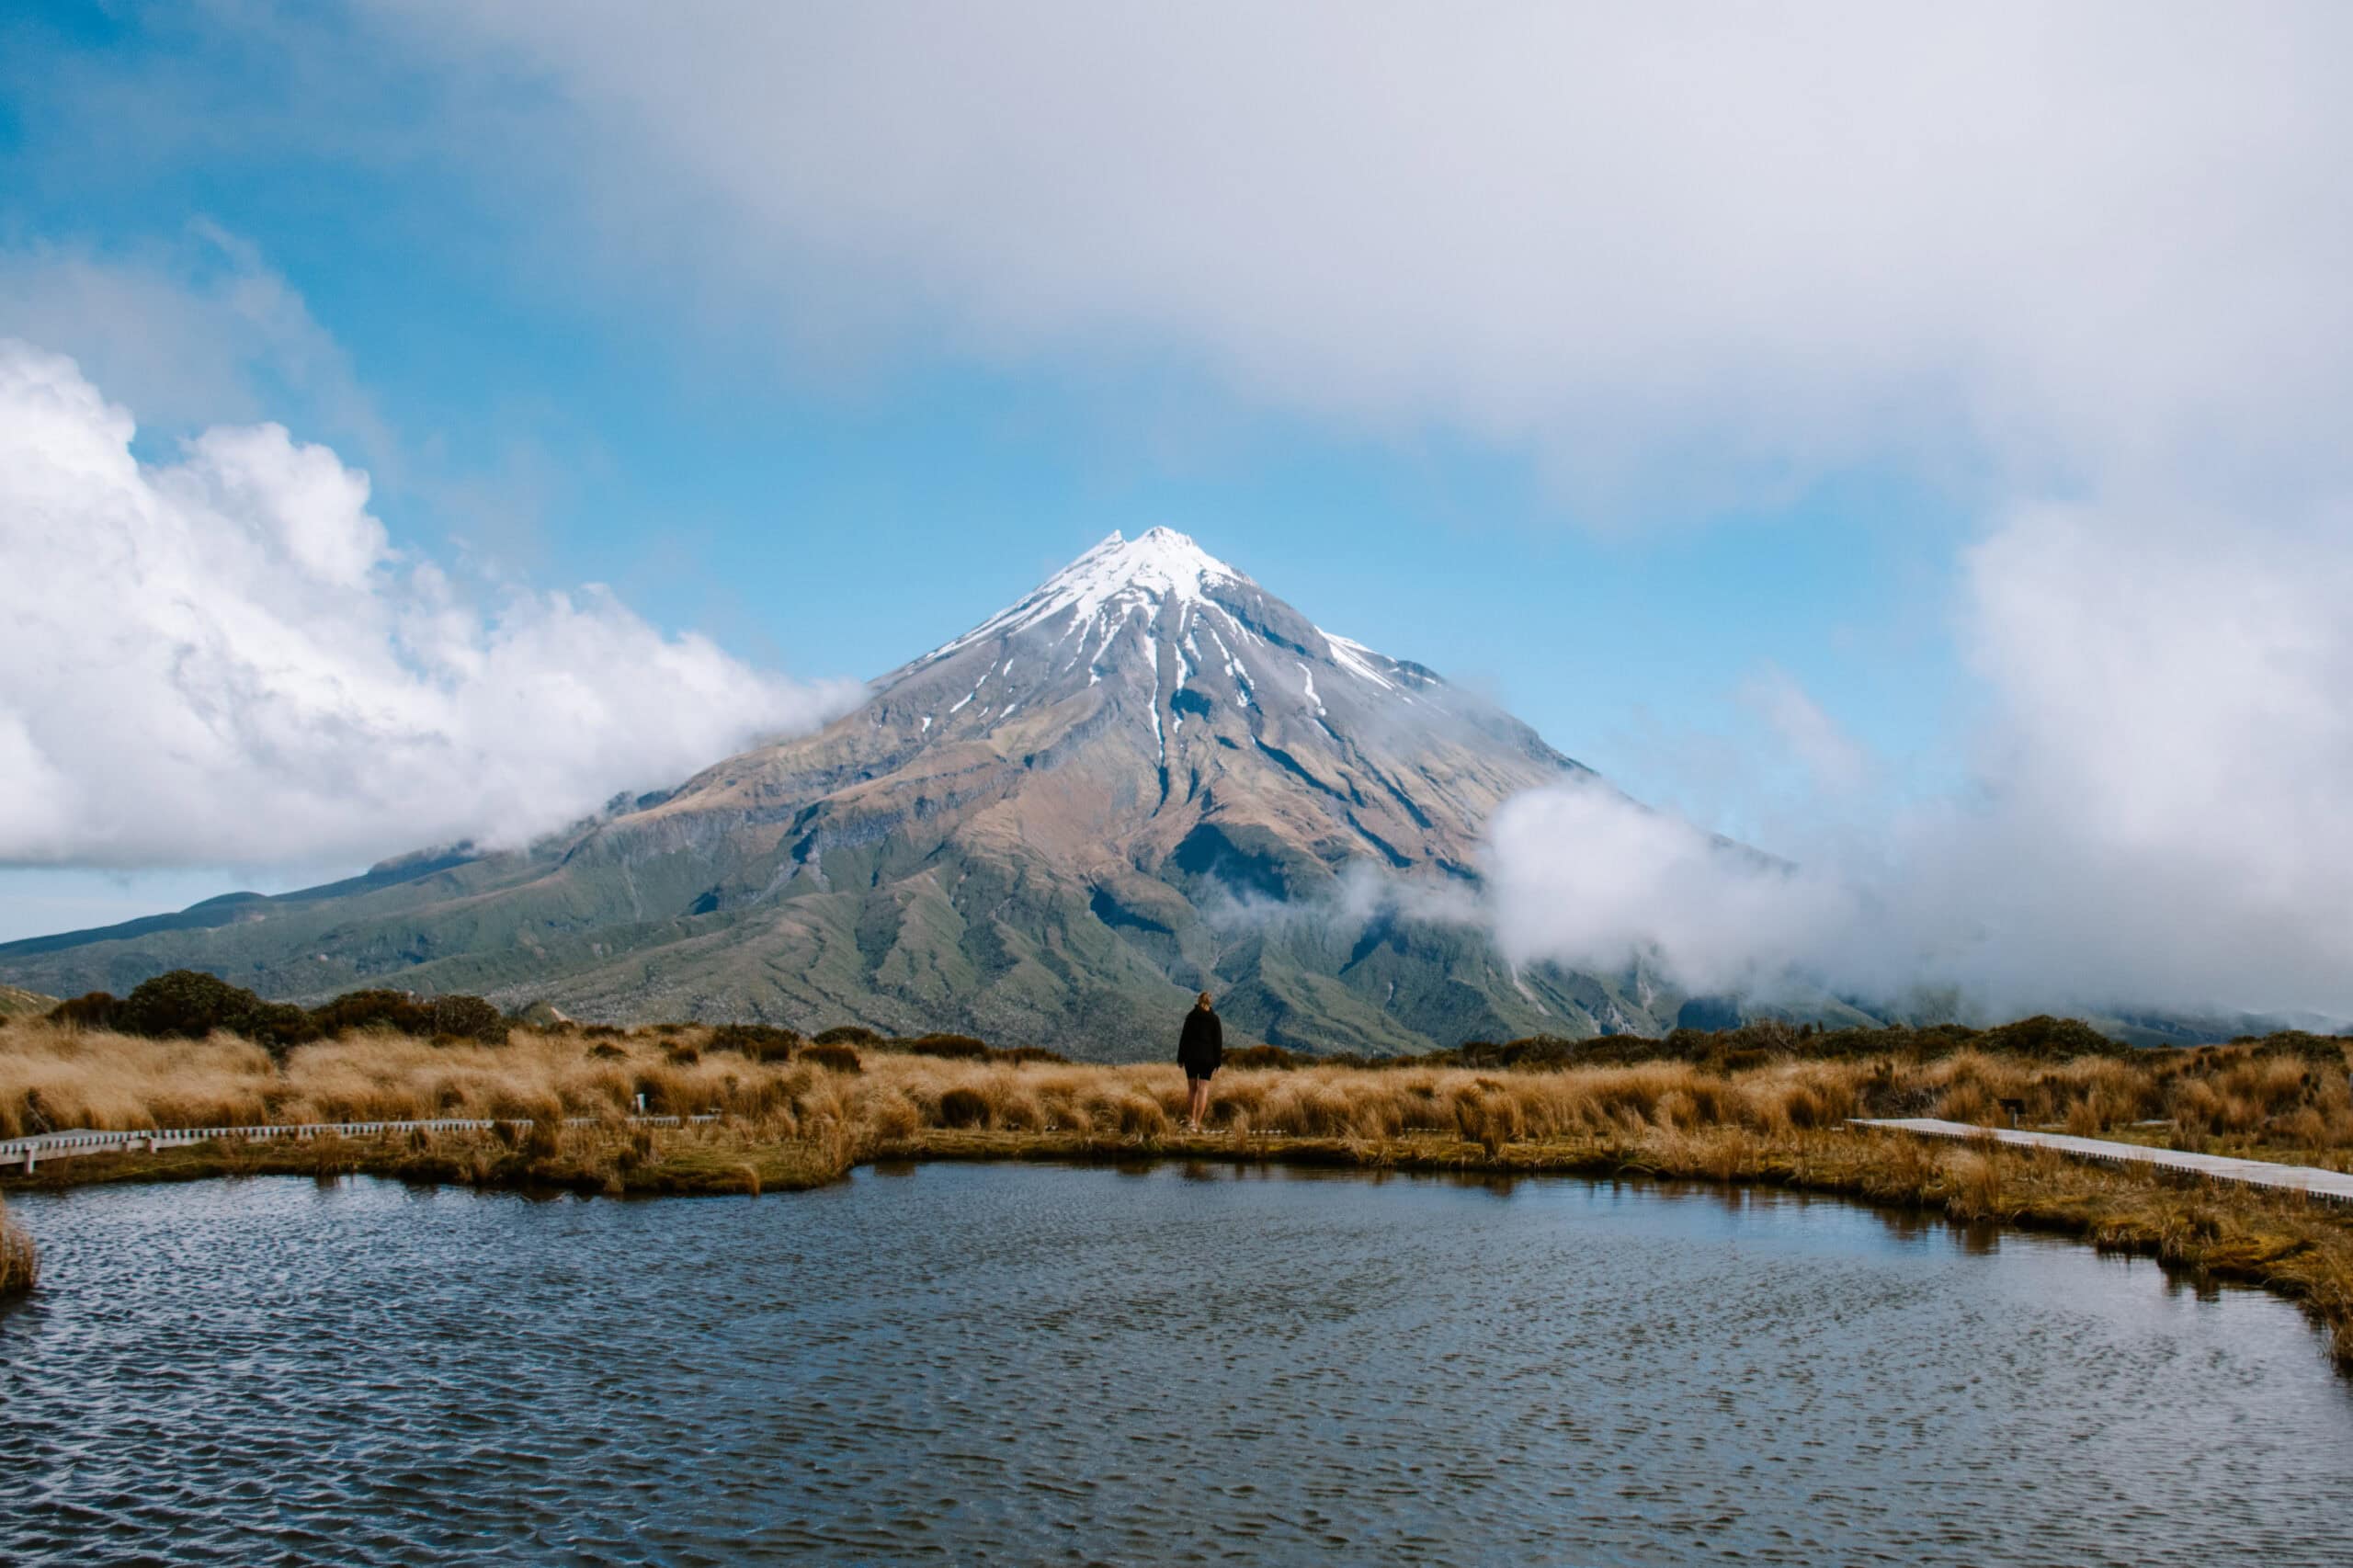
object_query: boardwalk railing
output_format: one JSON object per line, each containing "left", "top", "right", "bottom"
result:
{"left": 1851, "top": 1117, "right": 2353, "bottom": 1206}
{"left": 2, "top": 1115, "right": 722, "bottom": 1173}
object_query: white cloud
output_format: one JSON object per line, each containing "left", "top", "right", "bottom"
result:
{"left": 1739, "top": 667, "right": 1868, "bottom": 797}
{"left": 1913, "top": 500, "right": 2353, "bottom": 1012}
{"left": 0, "top": 229, "right": 594, "bottom": 589}
{"left": 0, "top": 341, "right": 857, "bottom": 869}
{"left": 1484, "top": 502, "right": 2353, "bottom": 1017}
{"left": 364, "top": 1, "right": 2353, "bottom": 505}
{"left": 1484, "top": 780, "right": 1857, "bottom": 1000}
{"left": 0, "top": 229, "right": 398, "bottom": 472}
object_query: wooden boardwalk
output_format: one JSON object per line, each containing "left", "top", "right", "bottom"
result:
{"left": 1852, "top": 1118, "right": 2353, "bottom": 1205}
{"left": 1, "top": 1114, "right": 721, "bottom": 1173}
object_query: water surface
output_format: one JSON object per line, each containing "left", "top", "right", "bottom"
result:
{"left": 4, "top": 1164, "right": 2347, "bottom": 1565}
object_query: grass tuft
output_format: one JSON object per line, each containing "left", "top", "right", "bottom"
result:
{"left": 0, "top": 1194, "right": 35, "bottom": 1301}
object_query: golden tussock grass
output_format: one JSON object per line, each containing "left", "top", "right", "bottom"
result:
{"left": 6, "top": 1018, "right": 2353, "bottom": 1366}
{"left": 0, "top": 1193, "right": 34, "bottom": 1301}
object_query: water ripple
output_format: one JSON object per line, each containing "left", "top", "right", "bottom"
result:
{"left": 3, "top": 1166, "right": 2348, "bottom": 1565}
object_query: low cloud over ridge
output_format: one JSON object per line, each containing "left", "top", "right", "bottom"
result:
{"left": 1484, "top": 497, "right": 2353, "bottom": 1019}
{"left": 0, "top": 341, "right": 856, "bottom": 869}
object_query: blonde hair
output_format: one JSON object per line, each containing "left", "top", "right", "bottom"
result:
{"left": 1196, "top": 992, "right": 1214, "bottom": 1006}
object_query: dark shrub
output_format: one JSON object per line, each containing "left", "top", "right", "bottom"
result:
{"left": 581, "top": 1023, "right": 629, "bottom": 1040}
{"left": 1222, "top": 1044, "right": 1305, "bottom": 1071}
{"left": 881, "top": 1033, "right": 1066, "bottom": 1065}
{"left": 48, "top": 992, "right": 119, "bottom": 1030}
{"left": 587, "top": 1042, "right": 628, "bottom": 1061}
{"left": 1983, "top": 1015, "right": 2124, "bottom": 1061}
{"left": 311, "top": 989, "right": 431, "bottom": 1036}
{"left": 663, "top": 1041, "right": 701, "bottom": 1064}
{"left": 710, "top": 1023, "right": 804, "bottom": 1062}
{"left": 310, "top": 988, "right": 502, "bottom": 1043}
{"left": 426, "top": 995, "right": 507, "bottom": 1045}
{"left": 813, "top": 1024, "right": 884, "bottom": 1047}
{"left": 996, "top": 1045, "right": 1067, "bottom": 1065}
{"left": 2245, "top": 1030, "right": 2349, "bottom": 1065}
{"left": 938, "top": 1086, "right": 989, "bottom": 1127}
{"left": 85, "top": 970, "right": 320, "bottom": 1059}
{"left": 900, "top": 1032, "right": 989, "bottom": 1060}
{"left": 800, "top": 1042, "right": 863, "bottom": 1074}
{"left": 118, "top": 970, "right": 267, "bottom": 1040}
{"left": 242, "top": 1002, "right": 322, "bottom": 1054}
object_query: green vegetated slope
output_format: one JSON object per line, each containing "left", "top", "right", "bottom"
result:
{"left": 0, "top": 825, "right": 1761, "bottom": 1060}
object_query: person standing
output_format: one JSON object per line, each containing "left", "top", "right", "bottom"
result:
{"left": 1176, "top": 991, "right": 1223, "bottom": 1132}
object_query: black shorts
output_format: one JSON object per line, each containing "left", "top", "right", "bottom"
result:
{"left": 1185, "top": 1065, "right": 1217, "bottom": 1083}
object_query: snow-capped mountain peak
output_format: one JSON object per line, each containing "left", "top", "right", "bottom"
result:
{"left": 896, "top": 528, "right": 1438, "bottom": 740}
{"left": 926, "top": 527, "right": 1245, "bottom": 662}
{"left": 870, "top": 525, "right": 1582, "bottom": 843}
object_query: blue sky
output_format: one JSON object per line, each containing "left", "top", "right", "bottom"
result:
{"left": 0, "top": 4, "right": 1971, "bottom": 932}
{"left": 3, "top": 5, "right": 2348, "bottom": 1017}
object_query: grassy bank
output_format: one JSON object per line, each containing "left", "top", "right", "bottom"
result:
{"left": 4, "top": 1016, "right": 2350, "bottom": 1368}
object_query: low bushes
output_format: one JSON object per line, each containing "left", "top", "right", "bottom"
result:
{"left": 48, "top": 993, "right": 121, "bottom": 1030}
{"left": 1439, "top": 1015, "right": 2145, "bottom": 1072}
{"left": 49, "top": 971, "right": 321, "bottom": 1059}
{"left": 309, "top": 989, "right": 434, "bottom": 1036}
{"left": 309, "top": 989, "right": 506, "bottom": 1045}
{"left": 49, "top": 972, "right": 507, "bottom": 1053}
{"left": 709, "top": 1024, "right": 802, "bottom": 1062}
{"left": 892, "top": 1033, "right": 1066, "bottom": 1065}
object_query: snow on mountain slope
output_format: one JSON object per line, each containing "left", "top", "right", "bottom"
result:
{"left": 644, "top": 526, "right": 1589, "bottom": 898}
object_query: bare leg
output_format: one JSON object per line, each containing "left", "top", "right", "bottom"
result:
{"left": 1188, "top": 1077, "right": 1210, "bottom": 1131}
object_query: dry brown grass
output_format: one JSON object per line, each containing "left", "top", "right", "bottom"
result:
{"left": 5, "top": 1019, "right": 2347, "bottom": 1166}
{"left": 7, "top": 1018, "right": 2353, "bottom": 1367}
{"left": 0, "top": 1193, "right": 34, "bottom": 1300}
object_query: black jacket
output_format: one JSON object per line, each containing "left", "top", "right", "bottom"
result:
{"left": 1177, "top": 1007, "right": 1223, "bottom": 1074}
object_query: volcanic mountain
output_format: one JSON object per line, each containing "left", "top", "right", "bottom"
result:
{"left": 1, "top": 530, "right": 1777, "bottom": 1056}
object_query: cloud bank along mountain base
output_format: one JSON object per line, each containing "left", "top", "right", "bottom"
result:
{"left": 0, "top": 341, "right": 857, "bottom": 869}
{"left": 1483, "top": 500, "right": 2353, "bottom": 1020}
